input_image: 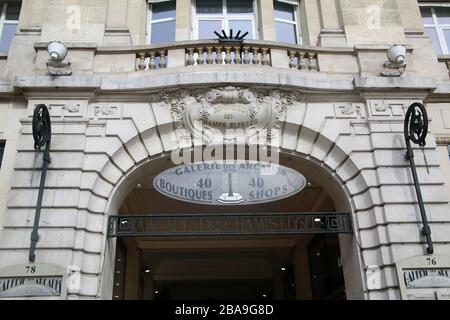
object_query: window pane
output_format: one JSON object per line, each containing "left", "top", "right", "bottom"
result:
{"left": 0, "top": 142, "right": 4, "bottom": 169}
{"left": 229, "top": 20, "right": 253, "bottom": 39}
{"left": 435, "top": 7, "right": 450, "bottom": 24}
{"left": 443, "top": 29, "right": 450, "bottom": 53}
{"left": 276, "top": 21, "right": 297, "bottom": 44}
{"left": 0, "top": 23, "right": 16, "bottom": 53}
{"left": 198, "top": 20, "right": 222, "bottom": 39}
{"left": 274, "top": 1, "right": 295, "bottom": 21}
{"left": 227, "top": 0, "right": 253, "bottom": 14}
{"left": 5, "top": 2, "right": 21, "bottom": 20}
{"left": 196, "top": 0, "right": 223, "bottom": 14}
{"left": 150, "top": 20, "right": 175, "bottom": 44}
{"left": 424, "top": 27, "right": 442, "bottom": 54}
{"left": 420, "top": 7, "right": 433, "bottom": 25}
{"left": 152, "top": 1, "right": 176, "bottom": 20}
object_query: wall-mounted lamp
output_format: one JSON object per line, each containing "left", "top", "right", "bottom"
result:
{"left": 382, "top": 44, "right": 406, "bottom": 77}
{"left": 46, "top": 41, "right": 72, "bottom": 76}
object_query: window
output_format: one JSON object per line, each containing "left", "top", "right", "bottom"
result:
{"left": 148, "top": 0, "right": 176, "bottom": 44}
{"left": 0, "top": 1, "right": 21, "bottom": 54}
{"left": 420, "top": 4, "right": 450, "bottom": 54}
{"left": 0, "top": 141, "right": 4, "bottom": 169}
{"left": 274, "top": 0, "right": 300, "bottom": 44}
{"left": 194, "top": 0, "right": 256, "bottom": 40}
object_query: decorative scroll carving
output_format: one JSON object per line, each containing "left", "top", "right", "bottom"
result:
{"left": 436, "top": 136, "right": 450, "bottom": 146}
{"left": 150, "top": 86, "right": 303, "bottom": 145}
{"left": 62, "top": 104, "right": 80, "bottom": 113}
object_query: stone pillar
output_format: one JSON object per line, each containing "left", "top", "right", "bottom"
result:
{"left": 124, "top": 241, "right": 140, "bottom": 300}
{"left": 176, "top": 0, "right": 191, "bottom": 41}
{"left": 340, "top": 0, "right": 405, "bottom": 45}
{"left": 293, "top": 242, "right": 312, "bottom": 300}
{"left": 105, "top": 0, "right": 131, "bottom": 44}
{"left": 318, "top": 0, "right": 346, "bottom": 46}
{"left": 396, "top": 0, "right": 425, "bottom": 36}
{"left": 18, "top": 0, "right": 46, "bottom": 32}
{"left": 258, "top": 0, "right": 277, "bottom": 41}
{"left": 300, "top": 0, "right": 321, "bottom": 46}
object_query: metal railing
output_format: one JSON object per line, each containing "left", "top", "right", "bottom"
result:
{"left": 107, "top": 212, "right": 353, "bottom": 238}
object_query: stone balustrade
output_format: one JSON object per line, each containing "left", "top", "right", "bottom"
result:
{"left": 186, "top": 45, "right": 271, "bottom": 66}
{"left": 288, "top": 50, "right": 318, "bottom": 71}
{"left": 33, "top": 40, "right": 359, "bottom": 74}
{"left": 136, "top": 50, "right": 168, "bottom": 71}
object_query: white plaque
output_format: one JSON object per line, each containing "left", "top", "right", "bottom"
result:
{"left": 396, "top": 255, "right": 450, "bottom": 300}
{"left": 153, "top": 160, "right": 307, "bottom": 205}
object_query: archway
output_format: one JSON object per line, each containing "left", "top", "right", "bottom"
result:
{"left": 97, "top": 148, "right": 366, "bottom": 300}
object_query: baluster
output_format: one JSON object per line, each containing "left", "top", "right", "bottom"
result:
{"left": 148, "top": 52, "right": 156, "bottom": 69}
{"left": 186, "top": 48, "right": 195, "bottom": 66}
{"left": 298, "top": 52, "right": 308, "bottom": 70}
{"left": 206, "top": 47, "right": 213, "bottom": 64}
{"left": 308, "top": 52, "right": 318, "bottom": 71}
{"left": 243, "top": 47, "right": 250, "bottom": 65}
{"left": 224, "top": 47, "right": 232, "bottom": 64}
{"left": 234, "top": 47, "right": 241, "bottom": 64}
{"left": 261, "top": 48, "right": 270, "bottom": 66}
{"left": 196, "top": 47, "right": 204, "bottom": 65}
{"left": 252, "top": 48, "right": 260, "bottom": 65}
{"left": 159, "top": 51, "right": 167, "bottom": 68}
{"left": 288, "top": 50, "right": 298, "bottom": 69}
{"left": 137, "top": 53, "right": 146, "bottom": 71}
{"left": 215, "top": 47, "right": 223, "bottom": 64}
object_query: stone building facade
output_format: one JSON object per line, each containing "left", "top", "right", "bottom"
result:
{"left": 0, "top": 0, "right": 449, "bottom": 300}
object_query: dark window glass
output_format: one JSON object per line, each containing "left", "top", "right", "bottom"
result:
{"left": 274, "top": 1, "right": 295, "bottom": 21}
{"left": 5, "top": 2, "right": 21, "bottom": 20}
{"left": 424, "top": 27, "right": 443, "bottom": 54}
{"left": 151, "top": 20, "right": 176, "bottom": 44}
{"left": 227, "top": 0, "right": 253, "bottom": 14}
{"left": 198, "top": 20, "right": 222, "bottom": 39}
{"left": 152, "top": 0, "right": 176, "bottom": 20}
{"left": 435, "top": 7, "right": 450, "bottom": 24}
{"left": 0, "top": 142, "right": 5, "bottom": 169}
{"left": 229, "top": 19, "right": 253, "bottom": 39}
{"left": 276, "top": 21, "right": 297, "bottom": 43}
{"left": 196, "top": 0, "right": 223, "bottom": 14}
{"left": 0, "top": 23, "right": 17, "bottom": 53}
{"left": 447, "top": 144, "right": 450, "bottom": 159}
{"left": 420, "top": 7, "right": 433, "bottom": 24}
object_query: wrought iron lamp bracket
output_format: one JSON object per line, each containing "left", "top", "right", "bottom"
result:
{"left": 29, "top": 104, "right": 52, "bottom": 263}
{"left": 404, "top": 102, "right": 433, "bottom": 255}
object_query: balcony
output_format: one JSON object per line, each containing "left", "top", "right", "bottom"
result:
{"left": 24, "top": 40, "right": 436, "bottom": 95}
{"left": 33, "top": 40, "right": 357, "bottom": 75}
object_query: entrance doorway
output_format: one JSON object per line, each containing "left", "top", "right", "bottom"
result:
{"left": 112, "top": 234, "right": 345, "bottom": 300}
{"left": 104, "top": 153, "right": 360, "bottom": 300}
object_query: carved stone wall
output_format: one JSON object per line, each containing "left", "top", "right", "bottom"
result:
{"left": 0, "top": 85, "right": 449, "bottom": 300}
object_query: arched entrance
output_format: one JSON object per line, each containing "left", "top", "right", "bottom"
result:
{"left": 98, "top": 150, "right": 365, "bottom": 300}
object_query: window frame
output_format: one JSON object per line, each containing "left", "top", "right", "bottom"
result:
{"left": 420, "top": 3, "right": 450, "bottom": 54}
{"left": 0, "top": 1, "right": 20, "bottom": 54}
{"left": 274, "top": 0, "right": 301, "bottom": 44}
{"left": 147, "top": 0, "right": 177, "bottom": 44}
{"left": 0, "top": 141, "right": 5, "bottom": 169}
{"left": 192, "top": 0, "right": 258, "bottom": 40}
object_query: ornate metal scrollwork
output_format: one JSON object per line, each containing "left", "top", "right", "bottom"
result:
{"left": 32, "top": 104, "right": 52, "bottom": 150}
{"left": 404, "top": 102, "right": 428, "bottom": 147}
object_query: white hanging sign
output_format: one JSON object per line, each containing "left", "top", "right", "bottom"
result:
{"left": 153, "top": 160, "right": 307, "bottom": 205}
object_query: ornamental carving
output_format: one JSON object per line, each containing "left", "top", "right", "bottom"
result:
{"left": 151, "top": 86, "right": 301, "bottom": 145}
